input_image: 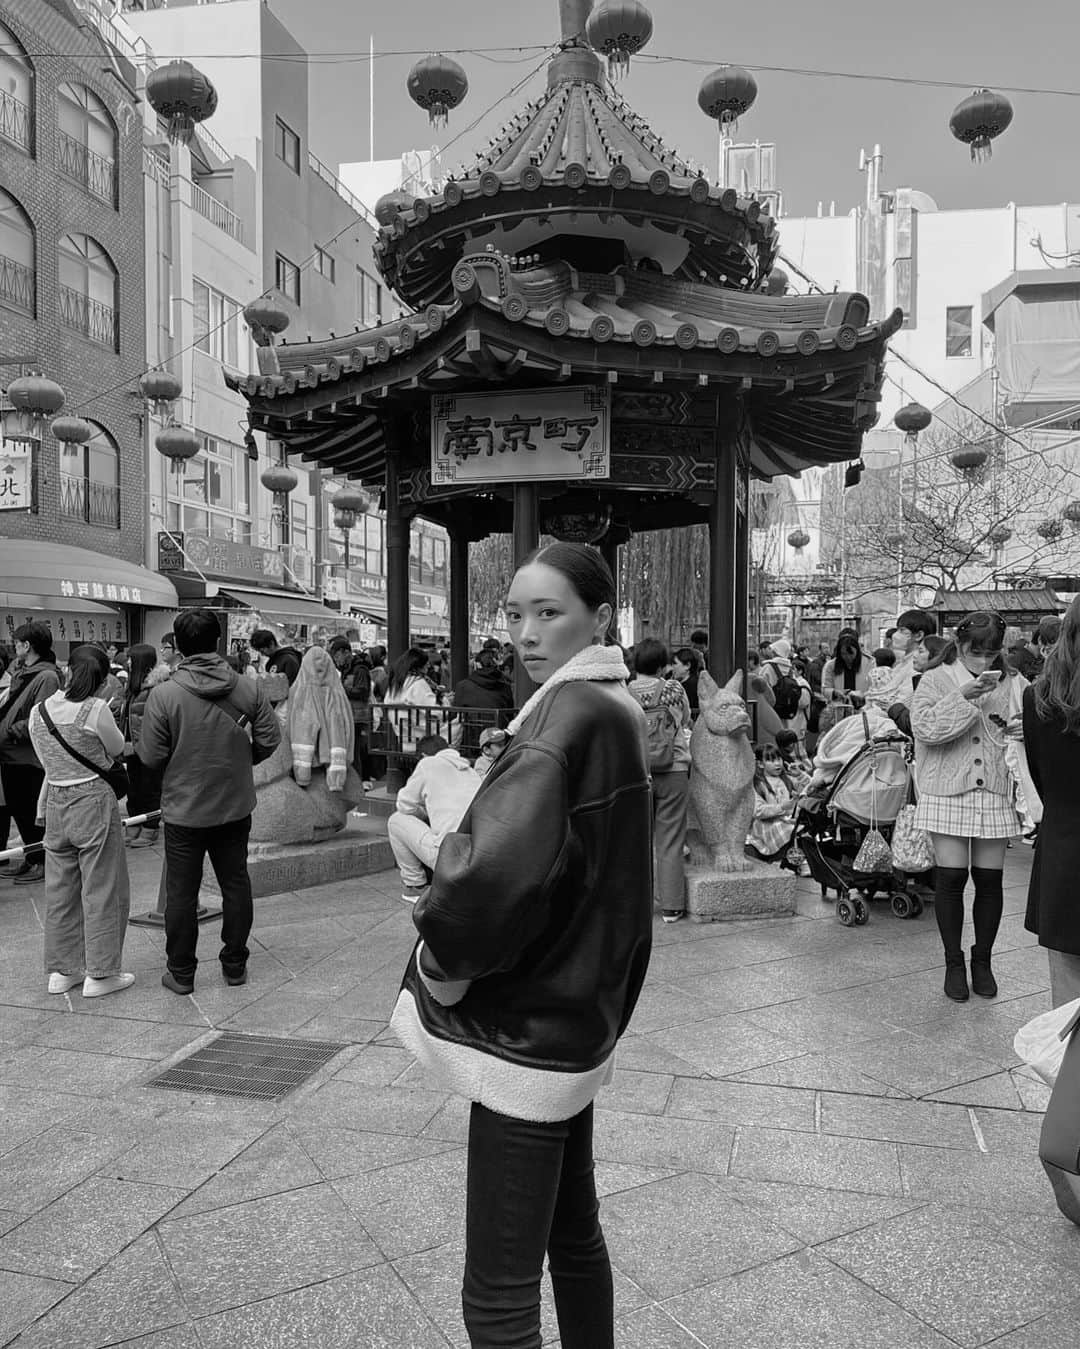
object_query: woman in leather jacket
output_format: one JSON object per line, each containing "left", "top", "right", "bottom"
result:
{"left": 391, "top": 542, "right": 652, "bottom": 1349}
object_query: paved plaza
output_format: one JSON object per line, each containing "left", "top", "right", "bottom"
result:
{"left": 0, "top": 844, "right": 1075, "bottom": 1349}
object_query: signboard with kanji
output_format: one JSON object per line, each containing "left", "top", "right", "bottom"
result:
{"left": 431, "top": 385, "right": 610, "bottom": 486}
{"left": 0, "top": 436, "right": 32, "bottom": 512}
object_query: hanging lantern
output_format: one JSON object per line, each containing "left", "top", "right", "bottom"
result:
{"left": 334, "top": 486, "right": 371, "bottom": 516}
{"left": 697, "top": 65, "right": 758, "bottom": 135}
{"left": 585, "top": 0, "right": 654, "bottom": 81}
{"left": 950, "top": 447, "right": 988, "bottom": 478}
{"left": 1036, "top": 518, "right": 1064, "bottom": 542}
{"left": 145, "top": 60, "right": 218, "bottom": 147}
{"left": 333, "top": 508, "right": 357, "bottom": 533}
{"left": 787, "top": 528, "right": 811, "bottom": 553}
{"left": 374, "top": 189, "right": 413, "bottom": 228}
{"left": 407, "top": 55, "right": 468, "bottom": 131}
{"left": 243, "top": 297, "right": 291, "bottom": 344}
{"left": 987, "top": 525, "right": 1013, "bottom": 547}
{"left": 138, "top": 369, "right": 182, "bottom": 418}
{"left": 50, "top": 415, "right": 93, "bottom": 446}
{"left": 261, "top": 463, "right": 299, "bottom": 495}
{"left": 155, "top": 422, "right": 199, "bottom": 466}
{"left": 893, "top": 402, "right": 932, "bottom": 444}
{"left": 949, "top": 88, "right": 1013, "bottom": 164}
{"left": 6, "top": 374, "right": 64, "bottom": 438}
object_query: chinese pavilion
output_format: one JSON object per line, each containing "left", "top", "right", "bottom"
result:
{"left": 227, "top": 0, "right": 901, "bottom": 695}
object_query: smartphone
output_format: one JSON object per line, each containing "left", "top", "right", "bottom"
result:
{"left": 978, "top": 670, "right": 1003, "bottom": 684}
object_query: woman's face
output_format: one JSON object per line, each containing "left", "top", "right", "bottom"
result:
{"left": 959, "top": 642, "right": 998, "bottom": 674}
{"left": 505, "top": 563, "right": 611, "bottom": 685}
{"left": 673, "top": 657, "right": 690, "bottom": 680}
{"left": 912, "top": 647, "right": 931, "bottom": 673}
{"left": 839, "top": 644, "right": 857, "bottom": 667}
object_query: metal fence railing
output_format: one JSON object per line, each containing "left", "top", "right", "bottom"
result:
{"left": 0, "top": 89, "right": 31, "bottom": 152}
{"left": 0, "top": 253, "right": 34, "bottom": 314}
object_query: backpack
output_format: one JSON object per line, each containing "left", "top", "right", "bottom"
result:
{"left": 633, "top": 684, "right": 679, "bottom": 772}
{"left": 771, "top": 666, "right": 803, "bottom": 721}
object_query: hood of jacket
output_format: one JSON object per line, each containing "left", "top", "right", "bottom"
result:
{"left": 146, "top": 662, "right": 173, "bottom": 688}
{"left": 464, "top": 667, "right": 509, "bottom": 693}
{"left": 171, "top": 652, "right": 239, "bottom": 701}
{"left": 768, "top": 656, "right": 794, "bottom": 677}
{"left": 432, "top": 747, "right": 474, "bottom": 772}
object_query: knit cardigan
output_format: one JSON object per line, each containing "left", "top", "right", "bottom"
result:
{"left": 910, "top": 662, "right": 1022, "bottom": 799}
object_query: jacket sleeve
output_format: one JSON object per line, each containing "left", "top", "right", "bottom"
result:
{"left": 910, "top": 669, "right": 979, "bottom": 745}
{"left": 395, "top": 761, "right": 427, "bottom": 818}
{"left": 1021, "top": 685, "right": 1044, "bottom": 799}
{"left": 414, "top": 741, "right": 569, "bottom": 983}
{"left": 136, "top": 686, "right": 172, "bottom": 769}
{"left": 250, "top": 685, "right": 281, "bottom": 765}
{"left": 7, "top": 669, "right": 61, "bottom": 743}
{"left": 820, "top": 660, "right": 836, "bottom": 700}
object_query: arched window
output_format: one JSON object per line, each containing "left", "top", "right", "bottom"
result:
{"left": 58, "top": 234, "right": 118, "bottom": 351}
{"left": 57, "top": 82, "right": 117, "bottom": 206}
{"left": 59, "top": 420, "right": 120, "bottom": 529}
{"left": 0, "top": 187, "right": 34, "bottom": 314}
{"left": 0, "top": 20, "right": 33, "bottom": 153}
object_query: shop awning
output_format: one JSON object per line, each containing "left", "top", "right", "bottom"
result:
{"left": 0, "top": 592, "right": 118, "bottom": 615}
{"left": 0, "top": 540, "right": 178, "bottom": 609}
{"left": 218, "top": 586, "right": 336, "bottom": 624}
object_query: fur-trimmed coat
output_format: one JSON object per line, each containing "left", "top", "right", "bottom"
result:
{"left": 123, "top": 664, "right": 172, "bottom": 752}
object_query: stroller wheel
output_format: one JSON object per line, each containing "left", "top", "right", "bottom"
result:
{"left": 891, "top": 891, "right": 913, "bottom": 920}
{"left": 853, "top": 898, "right": 870, "bottom": 925}
{"left": 837, "top": 897, "right": 856, "bottom": 926}
{"left": 910, "top": 895, "right": 924, "bottom": 917}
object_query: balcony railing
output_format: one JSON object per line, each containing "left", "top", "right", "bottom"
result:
{"left": 58, "top": 284, "right": 119, "bottom": 350}
{"left": 0, "top": 254, "right": 34, "bottom": 314}
{"left": 308, "top": 151, "right": 377, "bottom": 227}
{"left": 0, "top": 89, "right": 32, "bottom": 152}
{"left": 57, "top": 129, "right": 117, "bottom": 206}
{"left": 191, "top": 181, "right": 244, "bottom": 244}
{"left": 59, "top": 473, "right": 121, "bottom": 528}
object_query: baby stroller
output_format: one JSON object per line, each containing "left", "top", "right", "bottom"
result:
{"left": 793, "top": 726, "right": 919, "bottom": 926}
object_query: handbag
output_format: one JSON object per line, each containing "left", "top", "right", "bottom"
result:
{"left": 1014, "top": 997, "right": 1080, "bottom": 1087}
{"left": 1038, "top": 1002, "right": 1080, "bottom": 1225}
{"left": 38, "top": 703, "right": 129, "bottom": 800}
{"left": 852, "top": 723, "right": 894, "bottom": 873}
{"left": 891, "top": 803, "right": 934, "bottom": 873}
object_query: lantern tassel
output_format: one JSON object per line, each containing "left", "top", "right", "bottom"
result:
{"left": 721, "top": 112, "right": 739, "bottom": 136}
{"left": 429, "top": 104, "right": 448, "bottom": 131}
{"left": 971, "top": 137, "right": 991, "bottom": 164}
{"left": 167, "top": 112, "right": 195, "bottom": 146}
{"left": 607, "top": 51, "right": 630, "bottom": 82}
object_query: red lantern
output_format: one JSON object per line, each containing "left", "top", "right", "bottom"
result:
{"left": 50, "top": 415, "right": 93, "bottom": 445}
{"left": 949, "top": 88, "right": 1013, "bottom": 164}
{"left": 787, "top": 528, "right": 811, "bottom": 553}
{"left": 243, "top": 297, "right": 291, "bottom": 347}
{"left": 333, "top": 508, "right": 356, "bottom": 533}
{"left": 334, "top": 486, "right": 371, "bottom": 516}
{"left": 951, "top": 447, "right": 988, "bottom": 477}
{"left": 139, "top": 369, "right": 182, "bottom": 418}
{"left": 6, "top": 374, "right": 64, "bottom": 437}
{"left": 987, "top": 525, "right": 1013, "bottom": 546}
{"left": 1036, "top": 518, "right": 1064, "bottom": 542}
{"left": 261, "top": 464, "right": 299, "bottom": 495}
{"left": 697, "top": 66, "right": 758, "bottom": 134}
{"left": 585, "top": 0, "right": 654, "bottom": 81}
{"left": 375, "top": 190, "right": 412, "bottom": 228}
{"left": 893, "top": 403, "right": 932, "bottom": 438}
{"left": 155, "top": 423, "right": 199, "bottom": 465}
{"left": 146, "top": 60, "right": 218, "bottom": 147}
{"left": 407, "top": 55, "right": 468, "bottom": 131}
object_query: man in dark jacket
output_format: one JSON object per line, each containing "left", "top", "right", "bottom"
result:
{"left": 0, "top": 622, "right": 62, "bottom": 882}
{"left": 139, "top": 608, "right": 280, "bottom": 994}
{"left": 248, "top": 628, "right": 302, "bottom": 686}
{"left": 330, "top": 637, "right": 372, "bottom": 781}
{"left": 451, "top": 648, "right": 514, "bottom": 758}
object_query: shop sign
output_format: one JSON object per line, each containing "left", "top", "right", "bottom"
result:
{"left": 58, "top": 578, "right": 144, "bottom": 604}
{"left": 0, "top": 608, "right": 127, "bottom": 648}
{"left": 157, "top": 531, "right": 185, "bottom": 572}
{"left": 0, "top": 437, "right": 32, "bottom": 512}
{"left": 431, "top": 385, "right": 610, "bottom": 486}
{"left": 177, "top": 534, "right": 284, "bottom": 584}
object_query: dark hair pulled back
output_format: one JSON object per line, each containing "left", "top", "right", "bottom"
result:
{"left": 524, "top": 542, "right": 615, "bottom": 613}
{"left": 65, "top": 646, "right": 110, "bottom": 702}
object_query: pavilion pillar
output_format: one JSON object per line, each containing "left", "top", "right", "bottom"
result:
{"left": 708, "top": 435, "right": 738, "bottom": 682}
{"left": 734, "top": 453, "right": 750, "bottom": 683}
{"left": 384, "top": 452, "right": 411, "bottom": 795}
{"left": 449, "top": 527, "right": 470, "bottom": 689}
{"left": 512, "top": 482, "right": 539, "bottom": 706}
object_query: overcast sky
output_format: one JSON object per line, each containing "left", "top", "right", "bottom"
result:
{"left": 268, "top": 0, "right": 1079, "bottom": 220}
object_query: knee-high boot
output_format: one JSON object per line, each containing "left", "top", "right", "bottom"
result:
{"left": 935, "top": 866, "right": 969, "bottom": 1001}
{"left": 970, "top": 866, "right": 1003, "bottom": 998}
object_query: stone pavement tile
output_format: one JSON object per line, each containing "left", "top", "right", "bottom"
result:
{"left": 592, "top": 1107, "right": 735, "bottom": 1175}
{"left": 0, "top": 1044, "right": 151, "bottom": 1095}
{"left": 96, "top": 1328, "right": 200, "bottom": 1349}
{"left": 0, "top": 1006, "right": 57, "bottom": 1049}
{"left": 287, "top": 1078, "right": 448, "bottom": 1136}
{"left": 899, "top": 1141, "right": 1053, "bottom": 1212}
{"left": 743, "top": 996, "right": 903, "bottom": 1054}
{"left": 972, "top": 1105, "right": 1046, "bottom": 1155}
{"left": 976, "top": 1203, "right": 1080, "bottom": 1271}
{"left": 665, "top": 1077, "right": 816, "bottom": 1133}
{"left": 0, "top": 1175, "right": 185, "bottom": 1281}
{"left": 334, "top": 1044, "right": 415, "bottom": 1085}
{"left": 665, "top": 1249, "right": 957, "bottom": 1349}
{"left": 24, "top": 1013, "right": 193, "bottom": 1059}
{"left": 0, "top": 1124, "right": 135, "bottom": 1214}
{"left": 1011, "top": 1066, "right": 1052, "bottom": 1112}
{"left": 642, "top": 1012, "right": 806, "bottom": 1078}
{"left": 600, "top": 1171, "right": 801, "bottom": 1299}
{"left": 292, "top": 1012, "right": 386, "bottom": 1045}
{"left": 670, "top": 953, "right": 879, "bottom": 1015}
{"left": 47, "top": 982, "right": 209, "bottom": 1026}
{"left": 0, "top": 1270, "right": 70, "bottom": 1346}
{"left": 826, "top": 1030, "right": 1006, "bottom": 1098}
{"left": 819, "top": 1204, "right": 1078, "bottom": 1348}
{"left": 624, "top": 982, "right": 719, "bottom": 1034}
{"left": 818, "top": 1092, "right": 979, "bottom": 1149}
{"left": 984, "top": 1302, "right": 1080, "bottom": 1349}
{"left": 595, "top": 1068, "right": 674, "bottom": 1116}
{"left": 595, "top": 1161, "right": 678, "bottom": 1197}
{"left": 193, "top": 1264, "right": 447, "bottom": 1349}
{"left": 610, "top": 1032, "right": 709, "bottom": 1079}
{"left": 927, "top": 1071, "right": 1025, "bottom": 1111}
{"left": 160, "top": 1123, "right": 323, "bottom": 1219}
{"left": 9, "top": 1231, "right": 188, "bottom": 1349}
{"left": 607, "top": 1304, "right": 720, "bottom": 1348}
{"left": 419, "top": 1094, "right": 471, "bottom": 1143}
{"left": 334, "top": 1148, "right": 468, "bottom": 1259}
{"left": 725, "top": 1052, "right": 909, "bottom": 1098}
{"left": 0, "top": 1207, "right": 18, "bottom": 1236}
{"left": 289, "top": 1123, "right": 460, "bottom": 1181}
{"left": 216, "top": 989, "right": 345, "bottom": 1035}
{"left": 731, "top": 1126, "right": 904, "bottom": 1196}
{"left": 106, "top": 1112, "right": 266, "bottom": 1189}
{"left": 885, "top": 1009, "right": 1026, "bottom": 1069}
{"left": 158, "top": 1182, "right": 383, "bottom": 1317}
{"left": 707, "top": 1175, "right": 925, "bottom": 1246}
{"left": 0, "top": 1086, "right": 86, "bottom": 1156}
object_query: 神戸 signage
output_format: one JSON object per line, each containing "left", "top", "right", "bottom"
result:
{"left": 431, "top": 385, "right": 610, "bottom": 486}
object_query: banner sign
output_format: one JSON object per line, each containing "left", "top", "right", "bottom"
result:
{"left": 159, "top": 532, "right": 284, "bottom": 584}
{"left": 0, "top": 608, "right": 127, "bottom": 648}
{"left": 0, "top": 437, "right": 32, "bottom": 512}
{"left": 431, "top": 385, "right": 610, "bottom": 486}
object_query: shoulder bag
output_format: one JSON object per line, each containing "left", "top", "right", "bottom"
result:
{"left": 37, "top": 703, "right": 129, "bottom": 800}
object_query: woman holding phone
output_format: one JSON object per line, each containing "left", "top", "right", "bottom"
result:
{"left": 910, "top": 612, "right": 1023, "bottom": 1001}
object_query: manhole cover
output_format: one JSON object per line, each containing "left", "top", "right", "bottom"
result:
{"left": 147, "top": 1032, "right": 348, "bottom": 1102}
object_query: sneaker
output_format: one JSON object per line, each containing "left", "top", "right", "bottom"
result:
{"left": 161, "top": 970, "right": 195, "bottom": 996}
{"left": 10, "top": 861, "right": 44, "bottom": 884}
{"left": 661, "top": 910, "right": 685, "bottom": 924}
{"left": 223, "top": 967, "right": 247, "bottom": 986}
{"left": 402, "top": 891, "right": 423, "bottom": 905}
{"left": 128, "top": 830, "right": 159, "bottom": 849}
{"left": 83, "top": 973, "right": 135, "bottom": 999}
{"left": 47, "top": 971, "right": 84, "bottom": 994}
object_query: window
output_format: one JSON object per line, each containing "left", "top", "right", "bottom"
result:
{"left": 58, "top": 233, "right": 118, "bottom": 350}
{"left": 57, "top": 82, "right": 117, "bottom": 205}
{"left": 59, "top": 420, "right": 119, "bottom": 528}
{"left": 357, "top": 266, "right": 381, "bottom": 327}
{"left": 193, "top": 278, "right": 240, "bottom": 364}
{"left": 166, "top": 435, "right": 251, "bottom": 543}
{"left": 946, "top": 305, "right": 973, "bottom": 359}
{"left": 291, "top": 499, "right": 308, "bottom": 552}
{"left": 0, "top": 187, "right": 34, "bottom": 314}
{"left": 314, "top": 245, "right": 335, "bottom": 283}
{"left": 408, "top": 529, "right": 448, "bottom": 588}
{"left": 275, "top": 253, "right": 300, "bottom": 304}
{"left": 275, "top": 117, "right": 300, "bottom": 173}
{"left": 360, "top": 512, "right": 383, "bottom": 575}
{"left": 0, "top": 20, "right": 33, "bottom": 153}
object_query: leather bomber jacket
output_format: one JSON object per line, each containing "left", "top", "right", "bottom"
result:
{"left": 404, "top": 679, "right": 654, "bottom": 1075}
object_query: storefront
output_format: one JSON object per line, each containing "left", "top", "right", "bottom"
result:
{"left": 0, "top": 539, "right": 179, "bottom": 660}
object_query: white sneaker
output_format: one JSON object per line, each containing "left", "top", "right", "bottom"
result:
{"left": 47, "top": 971, "right": 84, "bottom": 995}
{"left": 401, "top": 891, "right": 422, "bottom": 905}
{"left": 82, "top": 973, "right": 135, "bottom": 999}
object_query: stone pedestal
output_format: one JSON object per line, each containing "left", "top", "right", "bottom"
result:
{"left": 685, "top": 860, "right": 797, "bottom": 922}
{"left": 202, "top": 819, "right": 394, "bottom": 900}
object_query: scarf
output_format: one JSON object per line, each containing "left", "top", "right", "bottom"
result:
{"left": 507, "top": 644, "right": 630, "bottom": 736}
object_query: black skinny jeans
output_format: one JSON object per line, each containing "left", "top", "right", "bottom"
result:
{"left": 463, "top": 1101, "right": 613, "bottom": 1349}
{"left": 163, "top": 815, "right": 253, "bottom": 981}
{"left": 1, "top": 762, "right": 45, "bottom": 849}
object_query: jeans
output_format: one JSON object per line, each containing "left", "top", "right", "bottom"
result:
{"left": 387, "top": 812, "right": 440, "bottom": 890}
{"left": 1, "top": 762, "right": 45, "bottom": 849}
{"left": 462, "top": 1102, "right": 613, "bottom": 1349}
{"left": 164, "top": 815, "right": 253, "bottom": 981}
{"left": 43, "top": 779, "right": 130, "bottom": 978}
{"left": 652, "top": 770, "right": 689, "bottom": 911}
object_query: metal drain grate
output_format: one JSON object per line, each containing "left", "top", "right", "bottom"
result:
{"left": 147, "top": 1032, "right": 348, "bottom": 1102}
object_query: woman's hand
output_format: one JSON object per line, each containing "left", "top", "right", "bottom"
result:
{"left": 961, "top": 672, "right": 1001, "bottom": 701}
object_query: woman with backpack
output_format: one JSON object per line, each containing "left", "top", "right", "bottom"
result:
{"left": 629, "top": 638, "right": 691, "bottom": 923}
{"left": 762, "top": 638, "right": 812, "bottom": 746}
